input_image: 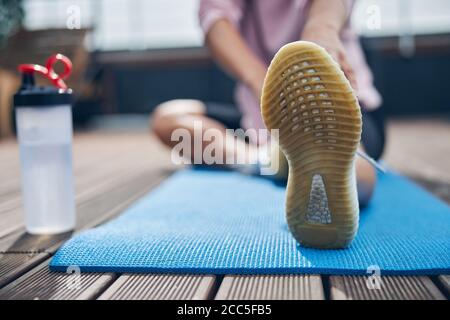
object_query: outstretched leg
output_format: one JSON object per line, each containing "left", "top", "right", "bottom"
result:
{"left": 261, "top": 41, "right": 376, "bottom": 248}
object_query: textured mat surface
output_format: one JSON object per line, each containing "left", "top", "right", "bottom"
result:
{"left": 50, "top": 170, "right": 450, "bottom": 275}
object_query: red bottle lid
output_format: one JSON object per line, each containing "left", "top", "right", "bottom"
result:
{"left": 14, "top": 54, "right": 73, "bottom": 108}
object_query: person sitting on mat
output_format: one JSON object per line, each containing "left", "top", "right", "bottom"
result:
{"left": 151, "top": 0, "right": 385, "bottom": 248}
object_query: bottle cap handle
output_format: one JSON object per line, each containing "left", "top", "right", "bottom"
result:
{"left": 18, "top": 54, "right": 73, "bottom": 89}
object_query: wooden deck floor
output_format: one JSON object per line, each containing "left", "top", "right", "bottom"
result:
{"left": 0, "top": 119, "right": 449, "bottom": 300}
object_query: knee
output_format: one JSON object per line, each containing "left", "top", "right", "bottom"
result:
{"left": 151, "top": 108, "right": 166, "bottom": 143}
{"left": 151, "top": 99, "right": 205, "bottom": 141}
{"left": 151, "top": 101, "right": 172, "bottom": 140}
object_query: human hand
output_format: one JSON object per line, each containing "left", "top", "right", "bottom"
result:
{"left": 301, "top": 24, "right": 358, "bottom": 91}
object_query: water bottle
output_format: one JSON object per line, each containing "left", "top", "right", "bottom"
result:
{"left": 14, "top": 54, "right": 76, "bottom": 234}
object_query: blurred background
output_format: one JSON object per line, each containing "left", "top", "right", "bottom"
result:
{"left": 0, "top": 0, "right": 449, "bottom": 198}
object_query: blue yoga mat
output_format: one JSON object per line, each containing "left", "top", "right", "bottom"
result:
{"left": 50, "top": 169, "right": 450, "bottom": 275}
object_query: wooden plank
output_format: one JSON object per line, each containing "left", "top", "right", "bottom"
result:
{"left": 0, "top": 163, "right": 160, "bottom": 239}
{"left": 384, "top": 118, "right": 450, "bottom": 185}
{"left": 0, "top": 139, "right": 167, "bottom": 236}
{"left": 0, "top": 253, "right": 50, "bottom": 288}
{"left": 0, "top": 132, "right": 216, "bottom": 300}
{"left": 0, "top": 169, "right": 169, "bottom": 254}
{"left": 98, "top": 274, "right": 216, "bottom": 300}
{"left": 330, "top": 276, "right": 446, "bottom": 300}
{"left": 0, "top": 170, "right": 171, "bottom": 289}
{"left": 0, "top": 133, "right": 125, "bottom": 196}
{"left": 0, "top": 131, "right": 176, "bottom": 292}
{"left": 437, "top": 275, "right": 450, "bottom": 297}
{"left": 0, "top": 259, "right": 115, "bottom": 300}
{"left": 0, "top": 231, "right": 70, "bottom": 254}
{"left": 215, "top": 275, "right": 324, "bottom": 300}
{"left": 412, "top": 177, "right": 450, "bottom": 205}
{"left": 0, "top": 210, "right": 24, "bottom": 240}
{"left": 0, "top": 132, "right": 173, "bottom": 206}
{"left": 0, "top": 132, "right": 175, "bottom": 240}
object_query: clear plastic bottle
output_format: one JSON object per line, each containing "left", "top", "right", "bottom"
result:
{"left": 14, "top": 54, "right": 76, "bottom": 234}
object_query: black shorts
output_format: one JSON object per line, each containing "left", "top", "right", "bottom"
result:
{"left": 204, "top": 102, "right": 386, "bottom": 160}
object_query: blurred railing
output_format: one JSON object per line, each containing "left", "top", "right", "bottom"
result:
{"left": 94, "top": 33, "right": 450, "bottom": 118}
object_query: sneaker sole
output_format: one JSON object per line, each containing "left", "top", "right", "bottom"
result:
{"left": 261, "top": 41, "right": 362, "bottom": 249}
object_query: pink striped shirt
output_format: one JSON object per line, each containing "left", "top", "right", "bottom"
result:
{"left": 199, "top": 0, "right": 382, "bottom": 131}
